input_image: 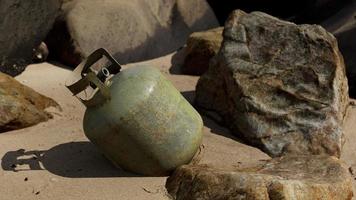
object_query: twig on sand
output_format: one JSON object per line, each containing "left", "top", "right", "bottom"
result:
{"left": 142, "top": 187, "right": 159, "bottom": 194}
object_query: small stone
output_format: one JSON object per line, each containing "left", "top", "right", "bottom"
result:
{"left": 349, "top": 167, "right": 354, "bottom": 175}
{"left": 32, "top": 42, "right": 49, "bottom": 63}
{"left": 50, "top": 177, "right": 58, "bottom": 182}
{"left": 182, "top": 27, "right": 223, "bottom": 75}
{"left": 0, "top": 72, "right": 60, "bottom": 132}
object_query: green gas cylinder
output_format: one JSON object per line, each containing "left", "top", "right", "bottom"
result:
{"left": 66, "top": 48, "right": 203, "bottom": 176}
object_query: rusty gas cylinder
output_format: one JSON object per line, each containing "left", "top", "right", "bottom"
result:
{"left": 66, "top": 48, "right": 203, "bottom": 176}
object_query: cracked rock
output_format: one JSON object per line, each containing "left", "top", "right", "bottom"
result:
{"left": 195, "top": 10, "right": 349, "bottom": 157}
{"left": 0, "top": 72, "right": 59, "bottom": 132}
{"left": 166, "top": 155, "right": 353, "bottom": 200}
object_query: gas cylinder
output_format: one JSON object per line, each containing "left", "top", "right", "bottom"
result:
{"left": 66, "top": 48, "right": 203, "bottom": 176}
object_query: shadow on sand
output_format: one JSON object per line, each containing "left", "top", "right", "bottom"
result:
{"left": 1, "top": 141, "right": 139, "bottom": 178}
{"left": 1, "top": 91, "right": 240, "bottom": 179}
{"left": 181, "top": 90, "right": 196, "bottom": 104}
{"left": 181, "top": 90, "right": 241, "bottom": 142}
{"left": 169, "top": 47, "right": 186, "bottom": 75}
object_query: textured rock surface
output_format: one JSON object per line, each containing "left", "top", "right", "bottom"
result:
{"left": 166, "top": 155, "right": 354, "bottom": 200}
{"left": 0, "top": 72, "right": 59, "bottom": 132}
{"left": 0, "top": 0, "right": 61, "bottom": 76}
{"left": 46, "top": 0, "right": 219, "bottom": 67}
{"left": 195, "top": 10, "right": 349, "bottom": 157}
{"left": 182, "top": 27, "right": 223, "bottom": 75}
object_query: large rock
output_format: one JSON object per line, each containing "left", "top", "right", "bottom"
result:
{"left": 195, "top": 10, "right": 349, "bottom": 157}
{"left": 0, "top": 0, "right": 61, "bottom": 76}
{"left": 166, "top": 155, "right": 354, "bottom": 200}
{"left": 182, "top": 27, "right": 223, "bottom": 75}
{"left": 45, "top": 0, "right": 219, "bottom": 68}
{"left": 0, "top": 72, "right": 59, "bottom": 132}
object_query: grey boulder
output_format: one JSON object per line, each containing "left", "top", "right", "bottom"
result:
{"left": 0, "top": 0, "right": 61, "bottom": 76}
{"left": 45, "top": 0, "right": 219, "bottom": 67}
{"left": 195, "top": 10, "right": 349, "bottom": 157}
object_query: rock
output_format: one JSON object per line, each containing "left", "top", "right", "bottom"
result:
{"left": 0, "top": 72, "right": 59, "bottom": 132}
{"left": 166, "top": 155, "right": 354, "bottom": 200}
{"left": 195, "top": 10, "right": 349, "bottom": 157}
{"left": 0, "top": 0, "right": 61, "bottom": 76}
{"left": 182, "top": 27, "right": 223, "bottom": 75}
{"left": 45, "top": 0, "right": 219, "bottom": 68}
{"left": 32, "top": 42, "right": 49, "bottom": 63}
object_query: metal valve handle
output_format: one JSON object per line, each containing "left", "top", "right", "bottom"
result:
{"left": 66, "top": 48, "right": 121, "bottom": 107}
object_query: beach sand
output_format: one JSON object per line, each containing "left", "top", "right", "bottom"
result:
{"left": 0, "top": 51, "right": 354, "bottom": 199}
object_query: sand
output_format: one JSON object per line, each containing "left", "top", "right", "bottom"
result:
{"left": 0, "top": 52, "right": 271, "bottom": 200}
{"left": 0, "top": 51, "right": 354, "bottom": 199}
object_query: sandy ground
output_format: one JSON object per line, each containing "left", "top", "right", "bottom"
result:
{"left": 0, "top": 50, "right": 355, "bottom": 199}
{"left": 0, "top": 50, "right": 355, "bottom": 200}
{"left": 0, "top": 52, "right": 270, "bottom": 200}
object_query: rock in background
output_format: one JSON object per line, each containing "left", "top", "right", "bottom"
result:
{"left": 0, "top": 72, "right": 59, "bottom": 132}
{"left": 45, "top": 0, "right": 219, "bottom": 68}
{"left": 182, "top": 27, "right": 223, "bottom": 75}
{"left": 195, "top": 10, "right": 349, "bottom": 157}
{"left": 0, "top": 0, "right": 61, "bottom": 76}
{"left": 166, "top": 155, "right": 353, "bottom": 200}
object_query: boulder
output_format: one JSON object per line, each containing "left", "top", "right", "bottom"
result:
{"left": 0, "top": 0, "right": 61, "bottom": 76}
{"left": 166, "top": 155, "right": 354, "bottom": 200}
{"left": 45, "top": 0, "right": 219, "bottom": 68}
{"left": 182, "top": 27, "right": 223, "bottom": 75}
{"left": 195, "top": 10, "right": 349, "bottom": 157}
{"left": 0, "top": 72, "right": 59, "bottom": 132}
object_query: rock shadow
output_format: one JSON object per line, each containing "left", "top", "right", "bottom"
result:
{"left": 181, "top": 90, "right": 241, "bottom": 142}
{"left": 181, "top": 90, "right": 195, "bottom": 104}
{"left": 201, "top": 114, "right": 242, "bottom": 142}
{"left": 46, "top": 2, "right": 217, "bottom": 69}
{"left": 169, "top": 47, "right": 187, "bottom": 75}
{"left": 336, "top": 26, "right": 356, "bottom": 98}
{"left": 1, "top": 141, "right": 140, "bottom": 178}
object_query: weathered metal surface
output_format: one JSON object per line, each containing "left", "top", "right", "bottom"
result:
{"left": 67, "top": 49, "right": 203, "bottom": 176}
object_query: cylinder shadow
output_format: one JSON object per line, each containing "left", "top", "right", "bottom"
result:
{"left": 1, "top": 141, "right": 140, "bottom": 178}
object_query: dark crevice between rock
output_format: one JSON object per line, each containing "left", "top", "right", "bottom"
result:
{"left": 207, "top": 0, "right": 352, "bottom": 25}
{"left": 45, "top": 17, "right": 83, "bottom": 68}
